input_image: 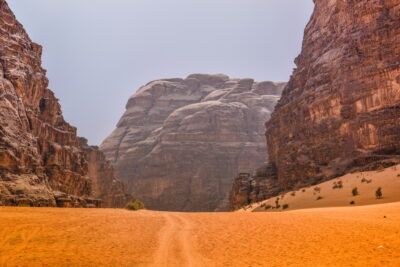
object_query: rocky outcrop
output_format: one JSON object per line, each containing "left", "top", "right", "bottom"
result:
{"left": 101, "top": 74, "right": 285, "bottom": 211}
{"left": 0, "top": 0, "right": 126, "bottom": 207}
{"left": 79, "top": 138, "right": 130, "bottom": 208}
{"left": 230, "top": 0, "right": 400, "bottom": 209}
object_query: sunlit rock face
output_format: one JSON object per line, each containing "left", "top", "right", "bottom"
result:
{"left": 230, "top": 0, "right": 400, "bottom": 209}
{"left": 101, "top": 74, "right": 285, "bottom": 211}
{"left": 0, "top": 0, "right": 126, "bottom": 207}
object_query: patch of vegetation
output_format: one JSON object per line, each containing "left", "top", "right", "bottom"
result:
{"left": 275, "top": 198, "right": 281, "bottom": 209}
{"left": 332, "top": 180, "right": 343, "bottom": 189}
{"left": 375, "top": 187, "right": 383, "bottom": 199}
{"left": 302, "top": 189, "right": 306, "bottom": 193}
{"left": 397, "top": 174, "right": 400, "bottom": 177}
{"left": 17, "top": 203, "right": 31, "bottom": 207}
{"left": 352, "top": 187, "right": 359, "bottom": 196}
{"left": 361, "top": 177, "right": 372, "bottom": 184}
{"left": 349, "top": 200, "right": 355, "bottom": 205}
{"left": 264, "top": 204, "right": 272, "bottom": 210}
{"left": 316, "top": 196, "right": 323, "bottom": 201}
{"left": 282, "top": 204, "right": 289, "bottom": 210}
{"left": 291, "top": 191, "right": 296, "bottom": 197}
{"left": 126, "top": 200, "right": 145, "bottom": 211}
{"left": 314, "top": 186, "right": 321, "bottom": 193}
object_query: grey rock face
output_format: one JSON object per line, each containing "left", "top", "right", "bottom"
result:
{"left": 101, "top": 74, "right": 285, "bottom": 211}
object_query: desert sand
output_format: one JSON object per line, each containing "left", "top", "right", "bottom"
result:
{"left": 1, "top": 203, "right": 399, "bottom": 266}
{"left": 242, "top": 164, "right": 400, "bottom": 213}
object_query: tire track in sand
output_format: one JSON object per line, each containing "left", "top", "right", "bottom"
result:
{"left": 150, "top": 213, "right": 209, "bottom": 267}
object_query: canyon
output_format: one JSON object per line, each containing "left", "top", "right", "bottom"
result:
{"left": 230, "top": 0, "right": 400, "bottom": 209}
{"left": 0, "top": 0, "right": 127, "bottom": 207}
{"left": 101, "top": 75, "right": 285, "bottom": 211}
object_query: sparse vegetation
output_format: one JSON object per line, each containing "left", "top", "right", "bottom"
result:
{"left": 349, "top": 201, "right": 355, "bottom": 205}
{"left": 282, "top": 204, "right": 289, "bottom": 210}
{"left": 332, "top": 181, "right": 343, "bottom": 189}
{"left": 275, "top": 198, "right": 281, "bottom": 209}
{"left": 361, "top": 177, "right": 372, "bottom": 184}
{"left": 397, "top": 174, "right": 400, "bottom": 177}
{"left": 375, "top": 187, "right": 383, "bottom": 199}
{"left": 314, "top": 186, "right": 321, "bottom": 193}
{"left": 352, "top": 187, "right": 359, "bottom": 196}
{"left": 17, "top": 203, "right": 31, "bottom": 207}
{"left": 302, "top": 189, "right": 306, "bottom": 193}
{"left": 126, "top": 200, "right": 145, "bottom": 211}
{"left": 316, "top": 196, "right": 323, "bottom": 201}
{"left": 291, "top": 191, "right": 296, "bottom": 197}
{"left": 264, "top": 204, "right": 272, "bottom": 210}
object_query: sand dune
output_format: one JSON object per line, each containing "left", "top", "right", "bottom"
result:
{"left": 241, "top": 164, "right": 400, "bottom": 213}
{"left": 1, "top": 203, "right": 399, "bottom": 266}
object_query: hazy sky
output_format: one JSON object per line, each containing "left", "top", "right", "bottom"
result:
{"left": 7, "top": 0, "right": 314, "bottom": 145}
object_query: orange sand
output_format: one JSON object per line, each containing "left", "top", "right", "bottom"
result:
{"left": 242, "top": 164, "right": 400, "bottom": 213}
{"left": 1, "top": 203, "right": 400, "bottom": 266}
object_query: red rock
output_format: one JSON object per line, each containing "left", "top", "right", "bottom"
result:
{"left": 230, "top": 0, "right": 400, "bottom": 209}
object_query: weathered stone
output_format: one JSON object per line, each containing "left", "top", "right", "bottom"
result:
{"left": 101, "top": 74, "right": 285, "bottom": 211}
{"left": 0, "top": 0, "right": 127, "bottom": 207}
{"left": 230, "top": 0, "right": 400, "bottom": 209}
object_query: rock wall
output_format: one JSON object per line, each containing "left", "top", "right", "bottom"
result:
{"left": 79, "top": 138, "right": 129, "bottom": 208}
{"left": 230, "top": 0, "right": 400, "bottom": 209}
{"left": 0, "top": 0, "right": 126, "bottom": 207}
{"left": 101, "top": 74, "right": 285, "bottom": 211}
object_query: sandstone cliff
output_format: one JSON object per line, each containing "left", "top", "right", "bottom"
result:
{"left": 101, "top": 74, "right": 285, "bottom": 211}
{"left": 230, "top": 0, "right": 400, "bottom": 209}
{"left": 0, "top": 0, "right": 126, "bottom": 207}
{"left": 79, "top": 138, "right": 129, "bottom": 208}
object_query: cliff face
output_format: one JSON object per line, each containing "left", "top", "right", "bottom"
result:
{"left": 101, "top": 74, "right": 285, "bottom": 211}
{"left": 230, "top": 0, "right": 400, "bottom": 209}
{"left": 0, "top": 0, "right": 126, "bottom": 207}
{"left": 79, "top": 138, "right": 129, "bottom": 208}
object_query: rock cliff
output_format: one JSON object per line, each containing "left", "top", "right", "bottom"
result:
{"left": 230, "top": 0, "right": 400, "bottom": 209}
{"left": 101, "top": 74, "right": 285, "bottom": 211}
{"left": 0, "top": 0, "right": 126, "bottom": 207}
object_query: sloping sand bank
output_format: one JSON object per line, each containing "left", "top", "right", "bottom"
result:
{"left": 242, "top": 164, "right": 400, "bottom": 213}
{"left": 1, "top": 203, "right": 399, "bottom": 266}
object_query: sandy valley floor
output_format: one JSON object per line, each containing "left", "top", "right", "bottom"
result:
{"left": 0, "top": 203, "right": 399, "bottom": 267}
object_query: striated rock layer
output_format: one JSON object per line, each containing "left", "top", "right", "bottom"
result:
{"left": 230, "top": 0, "right": 400, "bottom": 209}
{"left": 0, "top": 0, "right": 126, "bottom": 207}
{"left": 101, "top": 74, "right": 285, "bottom": 211}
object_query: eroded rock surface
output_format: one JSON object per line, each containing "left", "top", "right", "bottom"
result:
{"left": 0, "top": 0, "right": 126, "bottom": 207}
{"left": 101, "top": 74, "right": 285, "bottom": 211}
{"left": 230, "top": 0, "right": 400, "bottom": 209}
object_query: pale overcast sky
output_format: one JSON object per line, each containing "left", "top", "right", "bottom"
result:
{"left": 7, "top": 0, "right": 314, "bottom": 145}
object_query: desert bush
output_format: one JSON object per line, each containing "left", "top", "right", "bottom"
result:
{"left": 375, "top": 187, "right": 383, "bottom": 199}
{"left": 291, "top": 191, "right": 296, "bottom": 197}
{"left": 397, "top": 174, "right": 400, "bottom": 177}
{"left": 282, "top": 204, "right": 289, "bottom": 210}
{"left": 302, "top": 189, "right": 306, "bottom": 193}
{"left": 352, "top": 187, "right": 359, "bottom": 196}
{"left": 361, "top": 178, "right": 372, "bottom": 184}
{"left": 332, "top": 181, "right": 343, "bottom": 189}
{"left": 316, "top": 196, "right": 323, "bottom": 201}
{"left": 126, "top": 200, "right": 145, "bottom": 211}
{"left": 349, "top": 200, "right": 355, "bottom": 205}
{"left": 264, "top": 204, "right": 272, "bottom": 210}
{"left": 314, "top": 186, "right": 321, "bottom": 193}
{"left": 275, "top": 198, "right": 280, "bottom": 209}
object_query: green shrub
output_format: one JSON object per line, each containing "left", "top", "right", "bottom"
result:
{"left": 126, "top": 200, "right": 145, "bottom": 211}
{"left": 352, "top": 187, "right": 359, "bottom": 196}
{"left": 349, "top": 200, "right": 355, "bottom": 205}
{"left": 282, "top": 204, "right": 289, "bottom": 210}
{"left": 375, "top": 187, "right": 383, "bottom": 199}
